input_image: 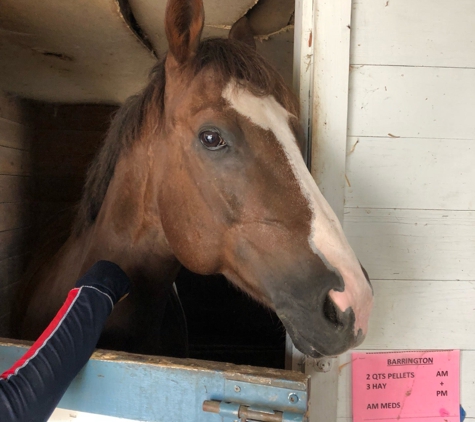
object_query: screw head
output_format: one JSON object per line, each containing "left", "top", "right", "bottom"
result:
{"left": 288, "top": 393, "right": 299, "bottom": 404}
{"left": 234, "top": 385, "right": 241, "bottom": 393}
{"left": 315, "top": 358, "right": 332, "bottom": 372}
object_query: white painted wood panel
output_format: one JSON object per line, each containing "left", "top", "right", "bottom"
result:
{"left": 293, "top": 0, "right": 314, "bottom": 166}
{"left": 344, "top": 208, "right": 475, "bottom": 281}
{"left": 350, "top": 0, "right": 475, "bottom": 68}
{"left": 287, "top": 0, "right": 315, "bottom": 373}
{"left": 347, "top": 66, "right": 475, "bottom": 139}
{"left": 358, "top": 279, "right": 475, "bottom": 350}
{"left": 0, "top": 92, "right": 26, "bottom": 125}
{"left": 306, "top": 1, "right": 353, "bottom": 421}
{"left": 311, "top": 0, "right": 352, "bottom": 220}
{"left": 0, "top": 146, "right": 30, "bottom": 175}
{"left": 345, "top": 137, "right": 475, "bottom": 210}
{"left": 337, "top": 349, "right": 475, "bottom": 420}
{"left": 340, "top": 2, "right": 475, "bottom": 421}
{"left": 0, "top": 118, "right": 30, "bottom": 150}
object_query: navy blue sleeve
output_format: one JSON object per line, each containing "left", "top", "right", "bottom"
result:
{"left": 0, "top": 261, "right": 130, "bottom": 422}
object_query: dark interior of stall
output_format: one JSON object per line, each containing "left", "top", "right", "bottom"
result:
{"left": 176, "top": 270, "right": 286, "bottom": 368}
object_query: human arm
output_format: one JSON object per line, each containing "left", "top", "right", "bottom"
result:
{"left": 0, "top": 260, "right": 130, "bottom": 422}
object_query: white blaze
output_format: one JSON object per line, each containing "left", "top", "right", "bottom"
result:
{"left": 223, "top": 81, "right": 373, "bottom": 335}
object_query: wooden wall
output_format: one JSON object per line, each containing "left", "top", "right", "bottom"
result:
{"left": 0, "top": 97, "right": 116, "bottom": 337}
{"left": 337, "top": 0, "right": 475, "bottom": 419}
{"left": 27, "top": 103, "right": 116, "bottom": 239}
{"left": 0, "top": 92, "right": 32, "bottom": 335}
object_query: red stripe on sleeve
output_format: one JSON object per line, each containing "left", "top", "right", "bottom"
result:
{"left": 1, "top": 288, "right": 81, "bottom": 380}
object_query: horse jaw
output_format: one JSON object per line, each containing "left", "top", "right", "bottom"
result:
{"left": 222, "top": 80, "right": 373, "bottom": 354}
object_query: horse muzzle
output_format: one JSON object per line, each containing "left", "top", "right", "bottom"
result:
{"left": 268, "top": 270, "right": 371, "bottom": 357}
{"left": 223, "top": 226, "right": 373, "bottom": 357}
{"left": 277, "top": 299, "right": 365, "bottom": 358}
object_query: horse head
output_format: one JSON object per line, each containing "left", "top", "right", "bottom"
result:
{"left": 150, "top": 0, "right": 374, "bottom": 358}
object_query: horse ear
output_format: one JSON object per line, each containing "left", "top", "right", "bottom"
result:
{"left": 229, "top": 16, "right": 256, "bottom": 50}
{"left": 165, "top": 0, "right": 204, "bottom": 65}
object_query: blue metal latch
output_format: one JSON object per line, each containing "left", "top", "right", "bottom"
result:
{"left": 203, "top": 400, "right": 306, "bottom": 422}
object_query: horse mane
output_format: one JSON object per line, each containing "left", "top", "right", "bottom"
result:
{"left": 72, "top": 63, "right": 166, "bottom": 235}
{"left": 73, "top": 37, "right": 300, "bottom": 235}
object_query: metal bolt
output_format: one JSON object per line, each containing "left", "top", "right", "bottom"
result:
{"left": 234, "top": 385, "right": 241, "bottom": 393}
{"left": 315, "top": 358, "right": 332, "bottom": 372}
{"left": 288, "top": 393, "right": 299, "bottom": 404}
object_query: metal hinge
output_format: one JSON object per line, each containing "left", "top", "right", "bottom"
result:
{"left": 203, "top": 400, "right": 305, "bottom": 422}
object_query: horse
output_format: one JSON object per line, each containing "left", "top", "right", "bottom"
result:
{"left": 13, "top": 0, "right": 373, "bottom": 359}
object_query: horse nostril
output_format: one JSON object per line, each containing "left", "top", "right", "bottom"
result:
{"left": 360, "top": 264, "right": 373, "bottom": 292}
{"left": 323, "top": 296, "right": 343, "bottom": 328}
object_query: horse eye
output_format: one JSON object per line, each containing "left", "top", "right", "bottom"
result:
{"left": 199, "top": 130, "right": 227, "bottom": 150}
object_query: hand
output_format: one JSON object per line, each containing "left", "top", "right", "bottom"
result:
{"left": 75, "top": 261, "right": 131, "bottom": 305}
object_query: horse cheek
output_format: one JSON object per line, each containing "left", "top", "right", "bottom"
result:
{"left": 158, "top": 176, "right": 223, "bottom": 275}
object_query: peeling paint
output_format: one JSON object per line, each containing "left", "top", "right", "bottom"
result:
{"left": 255, "top": 24, "right": 294, "bottom": 41}
{"left": 348, "top": 139, "right": 359, "bottom": 155}
{"left": 345, "top": 174, "right": 351, "bottom": 187}
{"left": 205, "top": 24, "right": 232, "bottom": 30}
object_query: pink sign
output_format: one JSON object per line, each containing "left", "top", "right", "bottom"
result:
{"left": 352, "top": 350, "right": 460, "bottom": 422}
